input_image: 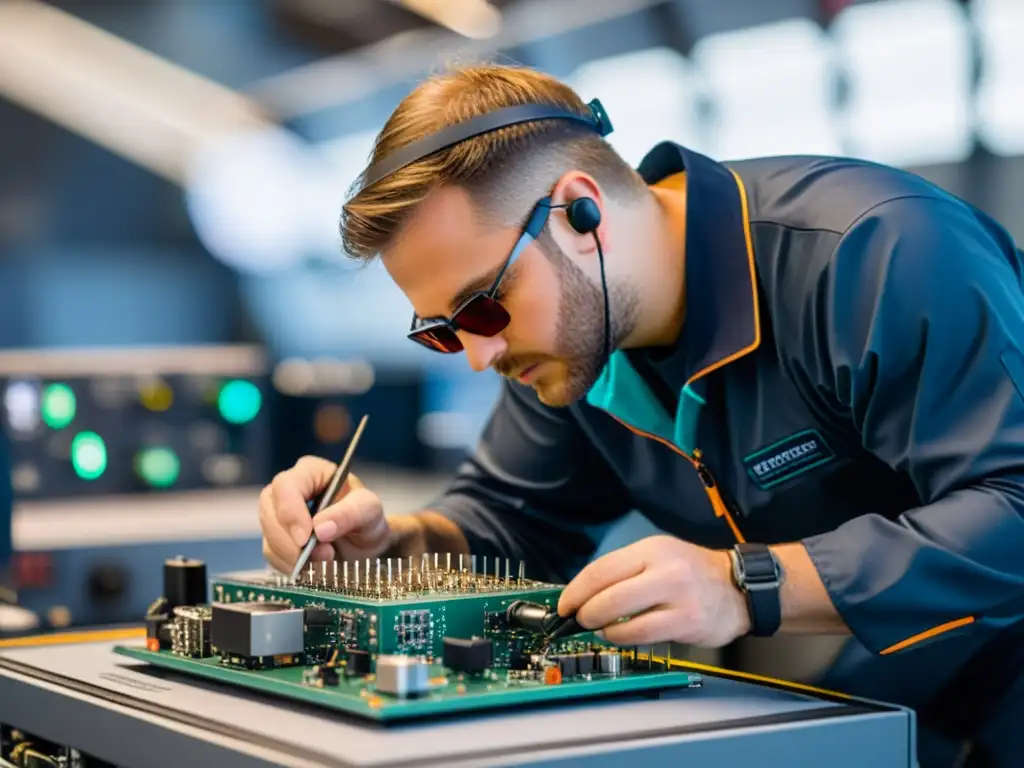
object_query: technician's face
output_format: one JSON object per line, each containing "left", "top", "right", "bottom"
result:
{"left": 383, "top": 186, "right": 609, "bottom": 407}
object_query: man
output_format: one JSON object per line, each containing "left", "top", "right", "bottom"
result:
{"left": 259, "top": 63, "right": 1024, "bottom": 765}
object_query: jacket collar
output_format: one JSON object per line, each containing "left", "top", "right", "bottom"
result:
{"left": 635, "top": 142, "right": 761, "bottom": 387}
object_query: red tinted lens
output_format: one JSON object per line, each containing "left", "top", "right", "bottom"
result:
{"left": 454, "top": 295, "right": 510, "bottom": 336}
{"left": 409, "top": 325, "right": 463, "bottom": 353}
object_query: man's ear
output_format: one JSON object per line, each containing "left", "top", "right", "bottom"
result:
{"left": 548, "top": 171, "right": 606, "bottom": 258}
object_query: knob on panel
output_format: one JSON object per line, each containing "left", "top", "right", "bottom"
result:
{"left": 87, "top": 563, "right": 128, "bottom": 603}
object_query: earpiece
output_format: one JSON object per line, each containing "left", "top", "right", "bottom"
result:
{"left": 565, "top": 197, "right": 601, "bottom": 235}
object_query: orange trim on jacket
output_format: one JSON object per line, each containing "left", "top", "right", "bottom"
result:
{"left": 879, "top": 616, "right": 976, "bottom": 655}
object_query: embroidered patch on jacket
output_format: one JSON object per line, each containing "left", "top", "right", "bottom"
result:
{"left": 743, "top": 429, "right": 836, "bottom": 490}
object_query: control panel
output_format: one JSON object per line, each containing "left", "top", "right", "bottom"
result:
{"left": 0, "top": 345, "right": 271, "bottom": 499}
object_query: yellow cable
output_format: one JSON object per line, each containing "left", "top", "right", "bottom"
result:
{"left": 635, "top": 651, "right": 852, "bottom": 700}
{"left": 0, "top": 626, "right": 144, "bottom": 648}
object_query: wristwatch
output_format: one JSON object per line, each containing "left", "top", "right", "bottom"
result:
{"left": 729, "top": 543, "right": 783, "bottom": 637}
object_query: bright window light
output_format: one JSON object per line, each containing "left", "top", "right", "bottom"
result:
{"left": 312, "top": 130, "right": 379, "bottom": 259}
{"left": 691, "top": 18, "right": 842, "bottom": 159}
{"left": 830, "top": 0, "right": 974, "bottom": 166}
{"left": 185, "top": 127, "right": 315, "bottom": 273}
{"left": 972, "top": 0, "right": 1024, "bottom": 156}
{"left": 568, "top": 47, "right": 709, "bottom": 165}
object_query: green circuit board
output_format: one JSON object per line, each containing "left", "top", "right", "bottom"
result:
{"left": 113, "top": 646, "right": 701, "bottom": 722}
{"left": 115, "top": 557, "right": 702, "bottom": 722}
{"left": 210, "top": 563, "right": 571, "bottom": 661}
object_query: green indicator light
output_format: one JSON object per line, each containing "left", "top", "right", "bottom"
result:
{"left": 42, "top": 383, "right": 76, "bottom": 429}
{"left": 136, "top": 446, "right": 180, "bottom": 488}
{"left": 218, "top": 379, "right": 262, "bottom": 425}
{"left": 71, "top": 431, "right": 107, "bottom": 480}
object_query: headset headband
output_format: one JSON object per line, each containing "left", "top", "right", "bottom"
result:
{"left": 359, "top": 98, "right": 614, "bottom": 190}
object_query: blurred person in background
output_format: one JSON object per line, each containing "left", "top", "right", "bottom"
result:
{"left": 260, "top": 64, "right": 1024, "bottom": 766}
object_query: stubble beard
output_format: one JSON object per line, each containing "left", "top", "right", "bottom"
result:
{"left": 540, "top": 246, "right": 639, "bottom": 407}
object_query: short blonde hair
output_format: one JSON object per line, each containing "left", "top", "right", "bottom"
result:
{"left": 340, "top": 63, "right": 647, "bottom": 261}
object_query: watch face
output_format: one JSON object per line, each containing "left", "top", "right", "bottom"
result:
{"left": 729, "top": 549, "right": 744, "bottom": 585}
{"left": 733, "top": 546, "right": 781, "bottom": 588}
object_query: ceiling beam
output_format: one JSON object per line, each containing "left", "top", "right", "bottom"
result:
{"left": 0, "top": 0, "right": 272, "bottom": 184}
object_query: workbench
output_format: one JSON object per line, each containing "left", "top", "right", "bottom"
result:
{"left": 0, "top": 629, "right": 917, "bottom": 767}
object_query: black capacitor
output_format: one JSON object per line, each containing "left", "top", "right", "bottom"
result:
{"left": 553, "top": 654, "right": 578, "bottom": 678}
{"left": 442, "top": 636, "right": 493, "bottom": 674}
{"left": 575, "top": 652, "right": 594, "bottom": 676}
{"left": 346, "top": 648, "right": 371, "bottom": 676}
{"left": 317, "top": 665, "right": 340, "bottom": 686}
{"left": 304, "top": 606, "right": 333, "bottom": 627}
{"left": 164, "top": 556, "right": 207, "bottom": 609}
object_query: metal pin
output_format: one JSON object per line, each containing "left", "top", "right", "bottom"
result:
{"left": 505, "top": 558, "right": 510, "bottom": 582}
{"left": 388, "top": 558, "right": 393, "bottom": 584}
{"left": 343, "top": 561, "right": 349, "bottom": 587}
{"left": 355, "top": 559, "right": 360, "bottom": 587}
{"left": 397, "top": 557, "right": 402, "bottom": 584}
{"left": 472, "top": 554, "right": 477, "bottom": 575}
{"left": 459, "top": 554, "right": 464, "bottom": 573}
{"left": 307, "top": 563, "right": 313, "bottom": 583}
{"left": 376, "top": 558, "right": 381, "bottom": 587}
{"left": 421, "top": 553, "right": 428, "bottom": 573}
{"left": 518, "top": 560, "right": 525, "bottom": 582}
{"left": 434, "top": 552, "right": 439, "bottom": 571}
{"left": 483, "top": 556, "right": 488, "bottom": 579}
{"left": 494, "top": 557, "right": 499, "bottom": 580}
{"left": 321, "top": 561, "right": 327, "bottom": 584}
{"left": 365, "top": 558, "right": 370, "bottom": 584}
{"left": 446, "top": 552, "right": 451, "bottom": 572}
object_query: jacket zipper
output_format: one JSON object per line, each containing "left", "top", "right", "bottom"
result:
{"left": 693, "top": 449, "right": 746, "bottom": 543}
{"left": 602, "top": 412, "right": 746, "bottom": 543}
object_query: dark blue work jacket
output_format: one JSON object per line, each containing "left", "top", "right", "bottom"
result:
{"left": 431, "top": 141, "right": 1024, "bottom": 658}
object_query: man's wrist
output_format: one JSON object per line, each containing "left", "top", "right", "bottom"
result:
{"left": 715, "top": 549, "right": 752, "bottom": 639}
{"left": 723, "top": 544, "right": 786, "bottom": 638}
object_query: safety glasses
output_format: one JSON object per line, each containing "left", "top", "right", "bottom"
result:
{"left": 408, "top": 197, "right": 555, "bottom": 353}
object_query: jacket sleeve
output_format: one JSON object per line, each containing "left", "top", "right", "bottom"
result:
{"left": 798, "top": 195, "right": 1024, "bottom": 655}
{"left": 427, "top": 379, "right": 633, "bottom": 584}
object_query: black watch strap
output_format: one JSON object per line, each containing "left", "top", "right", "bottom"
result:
{"left": 732, "top": 543, "right": 782, "bottom": 637}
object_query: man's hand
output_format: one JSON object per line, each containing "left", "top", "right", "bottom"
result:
{"left": 556, "top": 535, "right": 750, "bottom": 648}
{"left": 258, "top": 456, "right": 395, "bottom": 573}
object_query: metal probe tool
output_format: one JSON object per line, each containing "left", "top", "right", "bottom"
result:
{"left": 289, "top": 414, "right": 368, "bottom": 582}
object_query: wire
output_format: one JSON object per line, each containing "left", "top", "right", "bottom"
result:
{"left": 594, "top": 233, "right": 612, "bottom": 374}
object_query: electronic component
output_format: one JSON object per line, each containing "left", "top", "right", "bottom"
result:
{"left": 442, "top": 636, "right": 492, "bottom": 674}
{"left": 374, "top": 655, "right": 430, "bottom": 698}
{"left": 597, "top": 650, "right": 622, "bottom": 676}
{"left": 164, "top": 556, "right": 207, "bottom": 610}
{"left": 211, "top": 602, "right": 303, "bottom": 660}
{"left": 552, "top": 654, "right": 577, "bottom": 678}
{"left": 505, "top": 600, "right": 584, "bottom": 641}
{"left": 170, "top": 605, "right": 212, "bottom": 658}
{"left": 303, "top": 606, "right": 332, "bottom": 627}
{"left": 145, "top": 612, "right": 172, "bottom": 651}
{"left": 575, "top": 652, "right": 594, "bottom": 676}
{"left": 316, "top": 665, "right": 340, "bottom": 687}
{"left": 345, "top": 648, "right": 371, "bottom": 677}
